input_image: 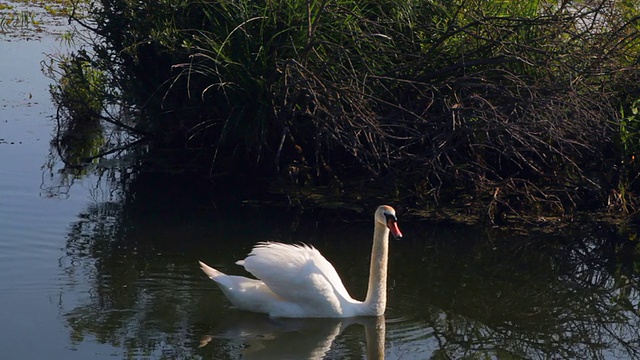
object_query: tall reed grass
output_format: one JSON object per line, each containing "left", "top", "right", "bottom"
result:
{"left": 51, "top": 0, "right": 640, "bottom": 218}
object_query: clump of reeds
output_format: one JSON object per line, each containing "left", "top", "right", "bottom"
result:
{"left": 53, "top": 0, "right": 640, "bottom": 218}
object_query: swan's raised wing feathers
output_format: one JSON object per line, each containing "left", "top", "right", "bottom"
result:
{"left": 239, "top": 242, "right": 354, "bottom": 309}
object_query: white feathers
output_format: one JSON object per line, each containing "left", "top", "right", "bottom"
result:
{"left": 240, "top": 242, "right": 353, "bottom": 303}
{"left": 199, "top": 205, "right": 399, "bottom": 318}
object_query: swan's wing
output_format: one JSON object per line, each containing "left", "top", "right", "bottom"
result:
{"left": 238, "top": 242, "right": 354, "bottom": 307}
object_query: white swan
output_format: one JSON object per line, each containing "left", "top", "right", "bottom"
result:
{"left": 198, "top": 205, "right": 403, "bottom": 318}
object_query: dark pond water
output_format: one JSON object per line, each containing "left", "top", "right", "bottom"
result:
{"left": 2, "top": 23, "right": 640, "bottom": 360}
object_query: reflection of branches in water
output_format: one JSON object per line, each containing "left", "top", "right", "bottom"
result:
{"left": 51, "top": 110, "right": 143, "bottom": 171}
{"left": 57, "top": 186, "right": 640, "bottom": 360}
{"left": 41, "top": 105, "right": 144, "bottom": 202}
{"left": 558, "top": 235, "right": 640, "bottom": 359}
{"left": 60, "top": 200, "right": 205, "bottom": 358}
{"left": 59, "top": 198, "right": 388, "bottom": 358}
{"left": 392, "top": 227, "right": 640, "bottom": 360}
{"left": 40, "top": 149, "right": 124, "bottom": 201}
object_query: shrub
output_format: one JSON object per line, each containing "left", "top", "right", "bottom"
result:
{"left": 50, "top": 0, "right": 640, "bottom": 218}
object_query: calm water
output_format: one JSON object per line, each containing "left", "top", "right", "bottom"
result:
{"left": 1, "top": 29, "right": 640, "bottom": 360}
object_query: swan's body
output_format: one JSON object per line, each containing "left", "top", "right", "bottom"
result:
{"left": 199, "top": 205, "right": 402, "bottom": 318}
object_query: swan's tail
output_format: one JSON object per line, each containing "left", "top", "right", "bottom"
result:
{"left": 199, "top": 261, "right": 224, "bottom": 280}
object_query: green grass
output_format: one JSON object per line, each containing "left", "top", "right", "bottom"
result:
{"left": 46, "top": 0, "right": 640, "bottom": 219}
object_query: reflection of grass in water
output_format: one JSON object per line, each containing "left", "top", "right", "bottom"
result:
{"left": 0, "top": 5, "right": 39, "bottom": 31}
{"left": 0, "top": 0, "right": 88, "bottom": 34}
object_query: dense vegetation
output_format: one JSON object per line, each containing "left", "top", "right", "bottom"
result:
{"left": 48, "top": 0, "right": 640, "bottom": 221}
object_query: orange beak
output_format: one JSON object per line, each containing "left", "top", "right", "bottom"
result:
{"left": 387, "top": 219, "right": 403, "bottom": 239}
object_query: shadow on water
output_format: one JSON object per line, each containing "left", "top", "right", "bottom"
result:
{"left": 56, "top": 170, "right": 640, "bottom": 359}
{"left": 388, "top": 227, "right": 640, "bottom": 359}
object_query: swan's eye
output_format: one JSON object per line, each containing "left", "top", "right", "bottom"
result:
{"left": 383, "top": 213, "right": 397, "bottom": 222}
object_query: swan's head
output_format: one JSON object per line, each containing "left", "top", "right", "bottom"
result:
{"left": 375, "top": 205, "right": 403, "bottom": 239}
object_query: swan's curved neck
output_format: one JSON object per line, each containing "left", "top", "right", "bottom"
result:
{"left": 364, "top": 222, "right": 389, "bottom": 315}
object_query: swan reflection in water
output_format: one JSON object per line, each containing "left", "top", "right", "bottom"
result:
{"left": 199, "top": 313, "right": 386, "bottom": 359}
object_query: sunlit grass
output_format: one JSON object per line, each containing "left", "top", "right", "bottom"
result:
{"left": 43, "top": 0, "right": 640, "bottom": 219}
